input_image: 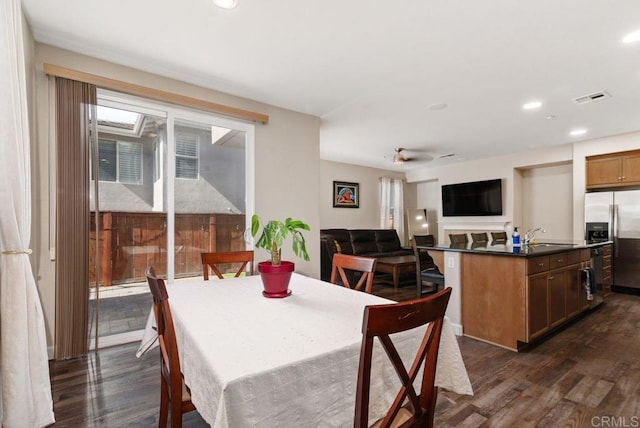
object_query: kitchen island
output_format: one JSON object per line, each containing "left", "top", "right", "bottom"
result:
{"left": 419, "top": 241, "right": 611, "bottom": 351}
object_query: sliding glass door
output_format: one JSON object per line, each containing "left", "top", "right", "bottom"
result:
{"left": 89, "top": 91, "right": 254, "bottom": 348}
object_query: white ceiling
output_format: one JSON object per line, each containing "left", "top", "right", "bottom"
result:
{"left": 22, "top": 0, "right": 640, "bottom": 171}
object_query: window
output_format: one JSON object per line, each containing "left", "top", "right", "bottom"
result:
{"left": 96, "top": 139, "right": 143, "bottom": 184}
{"left": 379, "top": 177, "right": 405, "bottom": 244}
{"left": 175, "top": 133, "right": 199, "bottom": 179}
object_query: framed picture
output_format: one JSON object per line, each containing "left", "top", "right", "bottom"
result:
{"left": 333, "top": 181, "right": 359, "bottom": 208}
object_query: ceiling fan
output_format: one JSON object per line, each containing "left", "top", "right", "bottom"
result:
{"left": 392, "top": 147, "right": 433, "bottom": 165}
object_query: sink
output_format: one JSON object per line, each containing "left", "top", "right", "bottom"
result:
{"left": 526, "top": 243, "right": 575, "bottom": 248}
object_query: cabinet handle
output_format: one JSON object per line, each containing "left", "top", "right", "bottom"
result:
{"left": 538, "top": 263, "right": 545, "bottom": 267}
{"left": 548, "top": 276, "right": 555, "bottom": 280}
{"left": 618, "top": 176, "right": 623, "bottom": 180}
{"left": 556, "top": 259, "right": 563, "bottom": 263}
{"left": 622, "top": 176, "right": 626, "bottom": 180}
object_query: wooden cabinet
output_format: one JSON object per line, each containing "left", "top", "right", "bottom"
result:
{"left": 461, "top": 247, "right": 594, "bottom": 351}
{"left": 586, "top": 149, "right": 640, "bottom": 189}
{"left": 528, "top": 274, "right": 548, "bottom": 339}
{"left": 526, "top": 250, "right": 590, "bottom": 341}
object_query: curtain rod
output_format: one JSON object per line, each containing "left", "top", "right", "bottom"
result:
{"left": 43, "top": 63, "right": 269, "bottom": 124}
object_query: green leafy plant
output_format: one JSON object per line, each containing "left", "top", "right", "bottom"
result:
{"left": 251, "top": 214, "right": 310, "bottom": 265}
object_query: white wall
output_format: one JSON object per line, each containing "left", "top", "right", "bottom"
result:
{"left": 521, "top": 163, "right": 573, "bottom": 241}
{"left": 31, "top": 44, "right": 321, "bottom": 346}
{"left": 319, "top": 159, "right": 404, "bottom": 229}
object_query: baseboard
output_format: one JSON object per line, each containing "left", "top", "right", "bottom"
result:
{"left": 89, "top": 330, "right": 144, "bottom": 351}
{"left": 612, "top": 285, "right": 640, "bottom": 296}
{"left": 47, "top": 346, "right": 54, "bottom": 360}
{"left": 451, "top": 322, "right": 463, "bottom": 336}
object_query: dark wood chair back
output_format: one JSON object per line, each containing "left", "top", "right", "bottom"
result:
{"left": 449, "top": 233, "right": 468, "bottom": 244}
{"left": 201, "top": 251, "right": 254, "bottom": 280}
{"left": 145, "top": 267, "right": 195, "bottom": 427}
{"left": 413, "top": 234, "right": 435, "bottom": 247}
{"left": 355, "top": 287, "right": 452, "bottom": 428}
{"left": 470, "top": 232, "right": 488, "bottom": 243}
{"left": 411, "top": 239, "right": 444, "bottom": 298}
{"left": 491, "top": 231, "right": 508, "bottom": 243}
{"left": 330, "top": 253, "right": 377, "bottom": 293}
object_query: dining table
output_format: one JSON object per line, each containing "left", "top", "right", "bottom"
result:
{"left": 137, "top": 273, "right": 473, "bottom": 428}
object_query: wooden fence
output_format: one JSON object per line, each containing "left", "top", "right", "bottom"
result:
{"left": 90, "top": 212, "right": 246, "bottom": 286}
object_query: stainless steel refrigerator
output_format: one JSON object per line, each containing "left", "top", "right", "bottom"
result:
{"left": 585, "top": 190, "right": 640, "bottom": 291}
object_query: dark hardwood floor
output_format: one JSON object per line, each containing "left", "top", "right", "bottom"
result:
{"left": 49, "top": 286, "right": 640, "bottom": 427}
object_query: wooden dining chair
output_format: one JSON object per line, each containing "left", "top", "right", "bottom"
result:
{"left": 201, "top": 251, "right": 254, "bottom": 280}
{"left": 145, "top": 267, "right": 196, "bottom": 428}
{"left": 354, "top": 287, "right": 452, "bottom": 428}
{"left": 330, "top": 253, "right": 377, "bottom": 294}
{"left": 412, "top": 234, "right": 435, "bottom": 247}
{"left": 411, "top": 237, "right": 444, "bottom": 299}
{"left": 491, "top": 231, "right": 508, "bottom": 243}
{"left": 449, "top": 233, "right": 468, "bottom": 245}
{"left": 470, "top": 232, "right": 488, "bottom": 243}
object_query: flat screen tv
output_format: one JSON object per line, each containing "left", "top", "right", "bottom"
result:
{"left": 442, "top": 179, "right": 503, "bottom": 217}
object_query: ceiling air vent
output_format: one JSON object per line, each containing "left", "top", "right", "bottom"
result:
{"left": 572, "top": 90, "right": 611, "bottom": 105}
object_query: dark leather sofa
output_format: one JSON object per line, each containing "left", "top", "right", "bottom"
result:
{"left": 320, "top": 229, "right": 412, "bottom": 281}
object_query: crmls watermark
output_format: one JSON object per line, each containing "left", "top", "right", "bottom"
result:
{"left": 591, "top": 416, "right": 640, "bottom": 427}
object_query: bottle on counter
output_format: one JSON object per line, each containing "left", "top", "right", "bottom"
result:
{"left": 512, "top": 227, "right": 520, "bottom": 247}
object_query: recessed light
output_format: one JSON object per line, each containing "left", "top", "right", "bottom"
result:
{"left": 428, "top": 103, "right": 448, "bottom": 111}
{"left": 522, "top": 101, "right": 542, "bottom": 110}
{"left": 622, "top": 30, "right": 640, "bottom": 44}
{"left": 212, "top": 0, "right": 238, "bottom": 9}
{"left": 570, "top": 129, "right": 587, "bottom": 136}
{"left": 546, "top": 115, "right": 557, "bottom": 120}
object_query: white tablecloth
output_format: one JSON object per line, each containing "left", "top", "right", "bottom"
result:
{"left": 137, "top": 273, "right": 472, "bottom": 427}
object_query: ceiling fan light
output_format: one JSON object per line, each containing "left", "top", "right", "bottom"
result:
{"left": 393, "top": 154, "right": 404, "bottom": 165}
{"left": 212, "top": 0, "right": 238, "bottom": 9}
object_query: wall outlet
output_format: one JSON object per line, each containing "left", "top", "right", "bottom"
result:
{"left": 447, "top": 257, "right": 454, "bottom": 268}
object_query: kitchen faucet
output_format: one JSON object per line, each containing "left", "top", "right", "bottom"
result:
{"left": 523, "top": 227, "right": 545, "bottom": 246}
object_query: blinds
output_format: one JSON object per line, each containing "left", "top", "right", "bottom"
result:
{"left": 97, "top": 139, "right": 116, "bottom": 181}
{"left": 176, "top": 132, "right": 199, "bottom": 179}
{"left": 96, "top": 139, "right": 142, "bottom": 184}
{"left": 118, "top": 141, "right": 142, "bottom": 184}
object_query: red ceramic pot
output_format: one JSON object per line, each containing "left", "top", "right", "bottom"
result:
{"left": 258, "top": 261, "right": 294, "bottom": 298}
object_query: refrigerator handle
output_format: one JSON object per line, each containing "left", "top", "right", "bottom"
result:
{"left": 613, "top": 204, "right": 619, "bottom": 258}
{"left": 608, "top": 204, "right": 614, "bottom": 242}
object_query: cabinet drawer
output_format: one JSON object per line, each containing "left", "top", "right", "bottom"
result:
{"left": 602, "top": 245, "right": 612, "bottom": 257}
{"left": 549, "top": 252, "right": 569, "bottom": 269}
{"left": 566, "top": 250, "right": 581, "bottom": 265}
{"left": 528, "top": 256, "right": 550, "bottom": 275}
{"left": 580, "top": 249, "right": 591, "bottom": 262}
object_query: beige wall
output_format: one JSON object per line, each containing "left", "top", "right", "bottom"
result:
{"left": 406, "top": 145, "right": 574, "bottom": 243}
{"left": 31, "top": 44, "right": 321, "bottom": 347}
{"left": 319, "top": 160, "right": 404, "bottom": 229}
{"left": 406, "top": 133, "right": 640, "bottom": 244}
{"left": 521, "top": 163, "right": 573, "bottom": 242}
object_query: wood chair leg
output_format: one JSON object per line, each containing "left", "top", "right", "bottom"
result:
{"left": 171, "top": 399, "right": 183, "bottom": 428}
{"left": 159, "top": 376, "right": 169, "bottom": 427}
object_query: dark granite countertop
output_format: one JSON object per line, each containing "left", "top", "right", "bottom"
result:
{"left": 417, "top": 240, "right": 612, "bottom": 257}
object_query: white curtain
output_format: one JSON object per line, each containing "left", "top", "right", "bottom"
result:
{"left": 379, "top": 177, "right": 392, "bottom": 229}
{"left": 379, "top": 177, "right": 405, "bottom": 245}
{"left": 0, "top": 1, "right": 55, "bottom": 426}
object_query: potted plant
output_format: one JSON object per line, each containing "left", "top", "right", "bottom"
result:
{"left": 251, "top": 214, "right": 310, "bottom": 298}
